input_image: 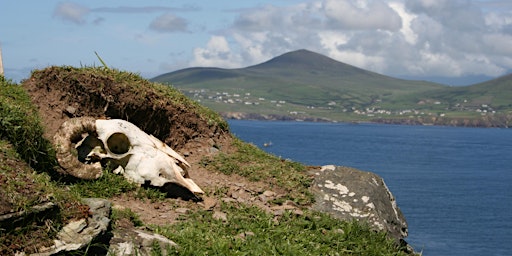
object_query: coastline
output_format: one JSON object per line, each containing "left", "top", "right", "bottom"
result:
{"left": 221, "top": 112, "right": 512, "bottom": 128}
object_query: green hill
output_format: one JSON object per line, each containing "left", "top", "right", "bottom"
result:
{"left": 152, "top": 50, "right": 512, "bottom": 126}
{"left": 414, "top": 73, "right": 512, "bottom": 111}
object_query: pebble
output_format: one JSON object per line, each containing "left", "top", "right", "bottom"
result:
{"left": 174, "top": 208, "right": 190, "bottom": 214}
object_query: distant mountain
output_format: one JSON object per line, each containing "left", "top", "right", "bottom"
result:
{"left": 151, "top": 49, "right": 512, "bottom": 125}
{"left": 152, "top": 49, "right": 442, "bottom": 106}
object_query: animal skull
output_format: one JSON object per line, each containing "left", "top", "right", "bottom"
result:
{"left": 53, "top": 117, "right": 204, "bottom": 195}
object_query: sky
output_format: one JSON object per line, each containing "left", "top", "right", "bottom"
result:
{"left": 1, "top": 0, "right": 511, "bottom": 85}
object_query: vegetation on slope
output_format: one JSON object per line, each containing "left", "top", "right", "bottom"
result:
{"left": 155, "top": 204, "right": 406, "bottom": 255}
{"left": 0, "top": 77, "right": 87, "bottom": 254}
{"left": 0, "top": 69, "right": 411, "bottom": 255}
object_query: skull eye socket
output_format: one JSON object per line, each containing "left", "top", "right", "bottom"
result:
{"left": 107, "top": 132, "right": 131, "bottom": 155}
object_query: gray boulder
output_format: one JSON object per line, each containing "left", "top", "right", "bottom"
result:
{"left": 309, "top": 165, "right": 408, "bottom": 243}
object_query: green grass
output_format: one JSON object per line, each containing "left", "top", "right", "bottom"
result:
{"left": 111, "top": 207, "right": 144, "bottom": 227}
{"left": 200, "top": 137, "right": 314, "bottom": 205}
{"left": 67, "top": 168, "right": 168, "bottom": 201}
{"left": 154, "top": 202, "right": 409, "bottom": 255}
{"left": 0, "top": 76, "right": 57, "bottom": 173}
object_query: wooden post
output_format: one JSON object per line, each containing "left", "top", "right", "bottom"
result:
{"left": 0, "top": 46, "right": 4, "bottom": 76}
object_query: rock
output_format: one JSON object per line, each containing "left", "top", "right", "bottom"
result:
{"left": 35, "top": 198, "right": 111, "bottom": 255}
{"left": 202, "top": 197, "right": 217, "bottom": 211}
{"left": 310, "top": 165, "right": 408, "bottom": 243}
{"left": 236, "top": 231, "right": 255, "bottom": 240}
{"left": 212, "top": 211, "right": 228, "bottom": 222}
{"left": 262, "top": 190, "right": 276, "bottom": 197}
{"left": 0, "top": 201, "right": 57, "bottom": 230}
{"left": 175, "top": 207, "right": 190, "bottom": 214}
{"left": 63, "top": 106, "right": 76, "bottom": 117}
{"left": 108, "top": 227, "right": 178, "bottom": 256}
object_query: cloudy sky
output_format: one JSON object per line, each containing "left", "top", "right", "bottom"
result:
{"left": 1, "top": 0, "right": 511, "bottom": 85}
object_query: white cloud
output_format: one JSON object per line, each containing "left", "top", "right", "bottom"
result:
{"left": 149, "top": 13, "right": 188, "bottom": 33}
{"left": 388, "top": 2, "right": 418, "bottom": 44}
{"left": 187, "top": 0, "right": 512, "bottom": 78}
{"left": 322, "top": 0, "right": 402, "bottom": 31}
{"left": 190, "top": 36, "right": 243, "bottom": 68}
{"left": 53, "top": 2, "right": 90, "bottom": 24}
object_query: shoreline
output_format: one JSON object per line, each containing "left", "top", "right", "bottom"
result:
{"left": 222, "top": 112, "right": 511, "bottom": 128}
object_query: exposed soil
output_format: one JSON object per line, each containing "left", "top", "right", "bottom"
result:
{"left": 21, "top": 66, "right": 296, "bottom": 226}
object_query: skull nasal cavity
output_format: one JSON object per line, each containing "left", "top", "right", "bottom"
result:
{"left": 107, "top": 133, "right": 131, "bottom": 154}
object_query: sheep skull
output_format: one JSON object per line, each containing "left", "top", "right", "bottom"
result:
{"left": 53, "top": 117, "right": 204, "bottom": 195}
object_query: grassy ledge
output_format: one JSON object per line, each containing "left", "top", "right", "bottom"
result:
{"left": 1, "top": 68, "right": 414, "bottom": 255}
{"left": 153, "top": 202, "right": 409, "bottom": 255}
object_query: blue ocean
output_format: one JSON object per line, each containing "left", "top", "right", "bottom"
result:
{"left": 227, "top": 120, "right": 512, "bottom": 256}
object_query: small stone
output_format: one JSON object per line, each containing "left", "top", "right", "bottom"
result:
{"left": 209, "top": 147, "right": 219, "bottom": 154}
{"left": 112, "top": 204, "right": 126, "bottom": 211}
{"left": 236, "top": 231, "right": 255, "bottom": 240}
{"left": 212, "top": 211, "right": 227, "bottom": 222}
{"left": 270, "top": 204, "right": 296, "bottom": 211}
{"left": 273, "top": 209, "right": 285, "bottom": 216}
{"left": 64, "top": 106, "right": 76, "bottom": 116}
{"left": 175, "top": 208, "right": 190, "bottom": 214}
{"left": 334, "top": 228, "right": 345, "bottom": 235}
{"left": 203, "top": 197, "right": 217, "bottom": 211}
{"left": 283, "top": 200, "right": 298, "bottom": 207}
{"left": 234, "top": 182, "right": 245, "bottom": 187}
{"left": 263, "top": 190, "right": 276, "bottom": 197}
{"left": 221, "top": 197, "right": 237, "bottom": 203}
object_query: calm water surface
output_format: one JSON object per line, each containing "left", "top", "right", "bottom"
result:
{"left": 228, "top": 120, "right": 512, "bottom": 256}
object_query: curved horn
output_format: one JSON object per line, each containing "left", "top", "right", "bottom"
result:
{"left": 53, "top": 117, "right": 103, "bottom": 179}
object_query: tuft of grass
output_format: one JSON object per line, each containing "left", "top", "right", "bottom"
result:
{"left": 68, "top": 170, "right": 138, "bottom": 199}
{"left": 94, "top": 51, "right": 109, "bottom": 69}
{"left": 67, "top": 168, "right": 168, "bottom": 202}
{"left": 154, "top": 201, "right": 409, "bottom": 255}
{"left": 0, "top": 77, "right": 57, "bottom": 173}
{"left": 111, "top": 207, "right": 144, "bottom": 227}
{"left": 200, "top": 137, "right": 314, "bottom": 205}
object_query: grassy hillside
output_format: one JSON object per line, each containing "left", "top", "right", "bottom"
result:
{"left": 152, "top": 50, "right": 512, "bottom": 126}
{"left": 152, "top": 50, "right": 443, "bottom": 120}
{"left": 0, "top": 71, "right": 412, "bottom": 255}
{"left": 413, "top": 73, "right": 512, "bottom": 111}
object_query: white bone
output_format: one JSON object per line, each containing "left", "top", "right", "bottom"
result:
{"left": 57, "top": 118, "right": 204, "bottom": 195}
{"left": 96, "top": 119, "right": 203, "bottom": 194}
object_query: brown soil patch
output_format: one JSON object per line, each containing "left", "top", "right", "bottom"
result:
{"left": 21, "top": 66, "right": 295, "bottom": 226}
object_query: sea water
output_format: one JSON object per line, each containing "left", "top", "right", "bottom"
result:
{"left": 228, "top": 120, "right": 512, "bottom": 256}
